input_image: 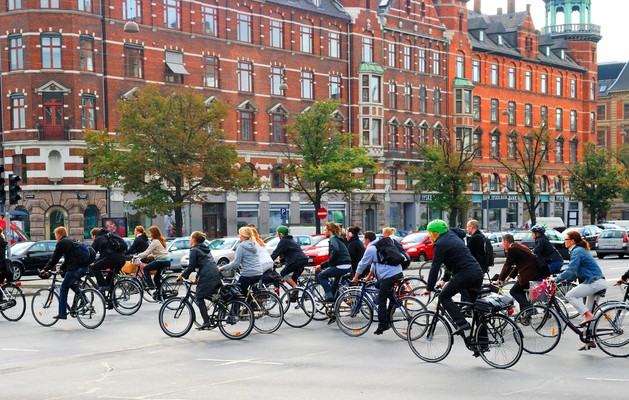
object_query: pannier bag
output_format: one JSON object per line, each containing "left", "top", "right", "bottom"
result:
{"left": 474, "top": 294, "right": 514, "bottom": 314}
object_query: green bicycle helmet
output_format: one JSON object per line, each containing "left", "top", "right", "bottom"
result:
{"left": 427, "top": 219, "right": 448, "bottom": 235}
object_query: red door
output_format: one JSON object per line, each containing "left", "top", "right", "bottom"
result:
{"left": 43, "top": 94, "right": 64, "bottom": 139}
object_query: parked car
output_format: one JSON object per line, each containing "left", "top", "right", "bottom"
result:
{"left": 596, "top": 223, "right": 622, "bottom": 231}
{"left": 304, "top": 238, "right": 331, "bottom": 266}
{"left": 206, "top": 237, "right": 241, "bottom": 278}
{"left": 486, "top": 231, "right": 509, "bottom": 258}
{"left": 400, "top": 231, "right": 434, "bottom": 262}
{"left": 9, "top": 240, "right": 58, "bottom": 280}
{"left": 164, "top": 238, "right": 194, "bottom": 272}
{"left": 564, "top": 225, "right": 602, "bottom": 249}
{"left": 178, "top": 239, "right": 213, "bottom": 268}
{"left": 513, "top": 229, "right": 570, "bottom": 260}
{"left": 264, "top": 234, "right": 324, "bottom": 255}
{"left": 595, "top": 229, "right": 629, "bottom": 259}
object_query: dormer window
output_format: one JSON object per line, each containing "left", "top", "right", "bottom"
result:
{"left": 479, "top": 31, "right": 484, "bottom": 42}
{"left": 497, "top": 35, "right": 503, "bottom": 45}
{"left": 546, "top": 46, "right": 550, "bottom": 57}
{"left": 312, "top": 0, "right": 321, "bottom": 7}
{"left": 560, "top": 49, "right": 565, "bottom": 59}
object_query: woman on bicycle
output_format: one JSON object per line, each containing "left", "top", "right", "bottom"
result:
{"left": 250, "top": 226, "right": 274, "bottom": 274}
{"left": 531, "top": 225, "right": 563, "bottom": 275}
{"left": 0, "top": 228, "right": 8, "bottom": 299}
{"left": 551, "top": 230, "right": 606, "bottom": 331}
{"left": 134, "top": 226, "right": 170, "bottom": 290}
{"left": 178, "top": 231, "right": 221, "bottom": 330}
{"left": 346, "top": 225, "right": 365, "bottom": 276}
{"left": 219, "top": 226, "right": 262, "bottom": 295}
{"left": 125, "top": 226, "right": 150, "bottom": 257}
{"left": 316, "top": 221, "right": 352, "bottom": 303}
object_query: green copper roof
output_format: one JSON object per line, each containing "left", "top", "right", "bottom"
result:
{"left": 358, "top": 63, "right": 385, "bottom": 74}
{"left": 453, "top": 77, "right": 475, "bottom": 88}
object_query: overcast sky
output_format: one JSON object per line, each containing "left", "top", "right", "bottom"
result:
{"left": 468, "top": 0, "right": 628, "bottom": 63}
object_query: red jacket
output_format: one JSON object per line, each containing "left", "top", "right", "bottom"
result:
{"left": 499, "top": 242, "right": 542, "bottom": 286}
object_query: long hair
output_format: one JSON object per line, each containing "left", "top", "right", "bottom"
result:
{"left": 135, "top": 225, "right": 146, "bottom": 235}
{"left": 238, "top": 226, "right": 256, "bottom": 243}
{"left": 564, "top": 230, "right": 590, "bottom": 251}
{"left": 148, "top": 226, "right": 167, "bottom": 248}
{"left": 250, "top": 226, "right": 265, "bottom": 246}
{"left": 325, "top": 221, "right": 342, "bottom": 236}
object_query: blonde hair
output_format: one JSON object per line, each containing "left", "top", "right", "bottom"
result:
{"left": 250, "top": 226, "right": 265, "bottom": 246}
{"left": 382, "top": 227, "right": 397, "bottom": 236}
{"left": 191, "top": 231, "right": 206, "bottom": 244}
{"left": 90, "top": 227, "right": 99, "bottom": 237}
{"left": 148, "top": 226, "right": 167, "bottom": 248}
{"left": 238, "top": 226, "right": 256, "bottom": 243}
{"left": 54, "top": 226, "right": 68, "bottom": 237}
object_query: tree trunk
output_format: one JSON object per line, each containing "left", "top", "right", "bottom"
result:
{"left": 174, "top": 206, "right": 184, "bottom": 238}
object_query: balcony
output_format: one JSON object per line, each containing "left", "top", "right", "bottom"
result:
{"left": 542, "top": 23, "right": 601, "bottom": 40}
{"left": 38, "top": 125, "right": 69, "bottom": 140}
{"left": 384, "top": 146, "right": 420, "bottom": 160}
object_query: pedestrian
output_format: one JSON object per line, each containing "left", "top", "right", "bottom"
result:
{"left": 316, "top": 221, "right": 352, "bottom": 303}
{"left": 219, "top": 226, "right": 263, "bottom": 295}
{"left": 270, "top": 226, "right": 309, "bottom": 289}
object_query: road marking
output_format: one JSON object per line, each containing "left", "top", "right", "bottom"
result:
{"left": 586, "top": 377, "right": 629, "bottom": 382}
{"left": 0, "top": 348, "right": 39, "bottom": 352}
{"left": 196, "top": 357, "right": 283, "bottom": 366}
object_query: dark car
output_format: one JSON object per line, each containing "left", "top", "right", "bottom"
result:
{"left": 9, "top": 240, "right": 58, "bottom": 280}
{"left": 513, "top": 229, "right": 570, "bottom": 260}
{"left": 565, "top": 225, "right": 602, "bottom": 249}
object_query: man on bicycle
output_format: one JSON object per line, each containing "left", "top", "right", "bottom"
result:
{"left": 41, "top": 227, "right": 90, "bottom": 320}
{"left": 89, "top": 227, "right": 126, "bottom": 295}
{"left": 270, "top": 226, "right": 308, "bottom": 289}
{"left": 424, "top": 220, "right": 484, "bottom": 334}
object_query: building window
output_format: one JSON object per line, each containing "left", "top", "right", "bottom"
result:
{"left": 40, "top": 0, "right": 59, "bottom": 8}
{"left": 556, "top": 108, "right": 563, "bottom": 130}
{"left": 13, "top": 155, "right": 27, "bottom": 184}
{"left": 570, "top": 110, "right": 577, "bottom": 132}
{"left": 270, "top": 66, "right": 285, "bottom": 96}
{"left": 597, "top": 104, "right": 606, "bottom": 120}
{"left": 490, "top": 173, "right": 500, "bottom": 191}
{"left": 238, "top": 61, "right": 253, "bottom": 93}
{"left": 79, "top": 36, "right": 94, "bottom": 72}
{"left": 387, "top": 42, "right": 396, "bottom": 68}
{"left": 362, "top": 37, "right": 373, "bottom": 63}
{"left": 433, "top": 126, "right": 443, "bottom": 145}
{"left": 541, "top": 142, "right": 549, "bottom": 161}
{"left": 390, "top": 169, "right": 398, "bottom": 191}
{"left": 388, "top": 83, "right": 397, "bottom": 109}
{"left": 301, "top": 70, "right": 314, "bottom": 100}
{"left": 590, "top": 82, "right": 595, "bottom": 101}
{"left": 78, "top": 0, "right": 91, "bottom": 12}
{"left": 328, "top": 31, "right": 340, "bottom": 58}
{"left": 361, "top": 118, "right": 382, "bottom": 146}
{"left": 491, "top": 98, "right": 498, "bottom": 122}
{"left": 8, "top": 35, "right": 23, "bottom": 71}
{"left": 419, "top": 87, "right": 427, "bottom": 113}
{"left": 41, "top": 34, "right": 61, "bottom": 69}
{"left": 455, "top": 127, "right": 473, "bottom": 152}
{"left": 491, "top": 64, "right": 498, "bottom": 85}
{"left": 525, "top": 70, "right": 532, "bottom": 91}
{"left": 541, "top": 73, "right": 547, "bottom": 94}
{"left": 403, "top": 125, "right": 413, "bottom": 150}
{"left": 508, "top": 134, "right": 517, "bottom": 159}
{"left": 455, "top": 88, "right": 471, "bottom": 114}
{"left": 596, "top": 130, "right": 607, "bottom": 148}
{"left": 204, "top": 56, "right": 219, "bottom": 88}
{"left": 239, "top": 111, "right": 254, "bottom": 141}
{"left": 10, "top": 94, "right": 26, "bottom": 129}
{"left": 8, "top": 0, "right": 22, "bottom": 10}
{"left": 555, "top": 76, "right": 562, "bottom": 96}
{"left": 271, "top": 166, "right": 284, "bottom": 188}
{"left": 165, "top": 50, "right": 187, "bottom": 84}
{"left": 472, "top": 60, "right": 480, "bottom": 82}
{"left": 556, "top": 138, "right": 564, "bottom": 162}
{"left": 403, "top": 45, "right": 411, "bottom": 70}
{"left": 541, "top": 106, "right": 548, "bottom": 126}
{"left": 419, "top": 124, "right": 428, "bottom": 145}
{"left": 300, "top": 25, "right": 313, "bottom": 53}
{"left": 624, "top": 103, "right": 629, "bottom": 119}
{"left": 237, "top": 12, "right": 252, "bottom": 43}
{"left": 473, "top": 96, "right": 480, "bottom": 120}
{"left": 270, "top": 114, "right": 286, "bottom": 143}
{"left": 508, "top": 101, "right": 516, "bottom": 125}
{"left": 388, "top": 124, "right": 398, "bottom": 149}
{"left": 361, "top": 74, "right": 381, "bottom": 103}
{"left": 269, "top": 19, "right": 283, "bottom": 48}
{"left": 432, "top": 51, "right": 440, "bottom": 75}
{"left": 590, "top": 112, "right": 595, "bottom": 133}
{"left": 570, "top": 139, "right": 578, "bottom": 163}
{"left": 419, "top": 49, "right": 426, "bottom": 73}
{"left": 491, "top": 134, "right": 500, "bottom": 158}
{"left": 124, "top": 45, "right": 143, "bottom": 78}
{"left": 525, "top": 103, "right": 532, "bottom": 127}
{"left": 434, "top": 89, "right": 441, "bottom": 115}
{"left": 404, "top": 84, "right": 412, "bottom": 111}
{"left": 508, "top": 67, "right": 516, "bottom": 88}
{"left": 456, "top": 56, "right": 464, "bottom": 78}
{"left": 123, "top": 0, "right": 141, "bottom": 22}
{"left": 81, "top": 95, "right": 96, "bottom": 129}
{"left": 329, "top": 74, "right": 341, "bottom": 100}
{"left": 164, "top": 0, "right": 181, "bottom": 30}
{"left": 570, "top": 79, "right": 577, "bottom": 98}
{"left": 202, "top": 6, "right": 218, "bottom": 36}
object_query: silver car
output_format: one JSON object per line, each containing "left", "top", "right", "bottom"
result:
{"left": 487, "top": 232, "right": 508, "bottom": 258}
{"left": 595, "top": 229, "right": 629, "bottom": 259}
{"left": 263, "top": 234, "right": 324, "bottom": 254}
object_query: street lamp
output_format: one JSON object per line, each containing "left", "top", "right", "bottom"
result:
{"left": 123, "top": 20, "right": 140, "bottom": 33}
{"left": 484, "top": 187, "right": 491, "bottom": 230}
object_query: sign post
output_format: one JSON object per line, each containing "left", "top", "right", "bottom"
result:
{"left": 317, "top": 208, "right": 327, "bottom": 220}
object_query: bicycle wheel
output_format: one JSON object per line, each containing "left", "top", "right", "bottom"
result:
{"left": 160, "top": 275, "right": 182, "bottom": 302}
{"left": 1, "top": 283, "right": 26, "bottom": 321}
{"left": 407, "top": 311, "right": 452, "bottom": 363}
{"left": 515, "top": 305, "right": 562, "bottom": 354}
{"left": 217, "top": 299, "right": 254, "bottom": 340}
{"left": 398, "top": 277, "right": 426, "bottom": 297}
{"left": 31, "top": 288, "right": 60, "bottom": 327}
{"left": 555, "top": 281, "right": 579, "bottom": 319}
{"left": 334, "top": 291, "right": 373, "bottom": 337}
{"left": 390, "top": 296, "right": 427, "bottom": 340}
{"left": 476, "top": 314, "right": 523, "bottom": 369}
{"left": 281, "top": 287, "right": 315, "bottom": 328}
{"left": 75, "top": 288, "right": 106, "bottom": 329}
{"left": 304, "top": 280, "right": 329, "bottom": 321}
{"left": 593, "top": 303, "right": 629, "bottom": 357}
{"left": 251, "top": 290, "right": 283, "bottom": 334}
{"left": 112, "top": 278, "right": 143, "bottom": 316}
{"left": 159, "top": 297, "right": 194, "bottom": 337}
{"left": 418, "top": 262, "right": 443, "bottom": 281}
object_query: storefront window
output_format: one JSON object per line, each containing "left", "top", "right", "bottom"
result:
{"left": 237, "top": 204, "right": 259, "bottom": 229}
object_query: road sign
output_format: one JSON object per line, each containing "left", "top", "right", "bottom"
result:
{"left": 317, "top": 207, "right": 327, "bottom": 219}
{"left": 280, "top": 208, "right": 287, "bottom": 219}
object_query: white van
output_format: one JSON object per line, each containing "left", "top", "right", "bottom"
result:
{"left": 528, "top": 217, "right": 566, "bottom": 230}
{"left": 607, "top": 220, "right": 629, "bottom": 228}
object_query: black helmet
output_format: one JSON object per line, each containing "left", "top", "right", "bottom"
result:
{"left": 530, "top": 225, "right": 545, "bottom": 234}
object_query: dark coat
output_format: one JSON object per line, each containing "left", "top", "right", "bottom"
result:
{"left": 327, "top": 235, "right": 352, "bottom": 267}
{"left": 346, "top": 235, "right": 365, "bottom": 272}
{"left": 181, "top": 244, "right": 221, "bottom": 299}
{"left": 91, "top": 228, "right": 113, "bottom": 258}
{"left": 499, "top": 242, "right": 542, "bottom": 287}
{"left": 427, "top": 230, "right": 483, "bottom": 291}
{"left": 467, "top": 230, "right": 487, "bottom": 270}
{"left": 125, "top": 233, "right": 149, "bottom": 255}
{"left": 270, "top": 235, "right": 308, "bottom": 268}
{"left": 45, "top": 236, "right": 83, "bottom": 271}
{"left": 0, "top": 235, "right": 6, "bottom": 262}
{"left": 532, "top": 234, "right": 563, "bottom": 264}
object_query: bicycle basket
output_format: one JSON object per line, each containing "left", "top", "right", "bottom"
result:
{"left": 220, "top": 284, "right": 243, "bottom": 301}
{"left": 474, "top": 294, "right": 514, "bottom": 314}
{"left": 529, "top": 280, "right": 551, "bottom": 302}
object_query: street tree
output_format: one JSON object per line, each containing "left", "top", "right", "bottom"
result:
{"left": 407, "top": 135, "right": 477, "bottom": 227}
{"left": 568, "top": 142, "right": 622, "bottom": 224}
{"left": 279, "top": 100, "right": 375, "bottom": 234}
{"left": 84, "top": 84, "right": 257, "bottom": 236}
{"left": 492, "top": 126, "right": 551, "bottom": 226}
{"left": 614, "top": 144, "right": 629, "bottom": 202}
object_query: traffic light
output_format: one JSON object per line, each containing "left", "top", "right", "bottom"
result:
{"left": 8, "top": 174, "right": 21, "bottom": 205}
{"left": 0, "top": 166, "right": 5, "bottom": 204}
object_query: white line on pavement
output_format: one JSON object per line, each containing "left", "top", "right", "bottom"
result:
{"left": 586, "top": 377, "right": 629, "bottom": 382}
{"left": 0, "top": 348, "right": 39, "bottom": 352}
{"left": 196, "top": 357, "right": 284, "bottom": 366}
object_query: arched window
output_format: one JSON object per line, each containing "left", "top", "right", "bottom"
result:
{"left": 490, "top": 173, "right": 500, "bottom": 192}
{"left": 540, "top": 175, "right": 549, "bottom": 192}
{"left": 471, "top": 173, "right": 482, "bottom": 192}
{"left": 48, "top": 150, "right": 63, "bottom": 182}
{"left": 84, "top": 205, "right": 99, "bottom": 239}
{"left": 271, "top": 165, "right": 284, "bottom": 188}
{"left": 46, "top": 206, "right": 68, "bottom": 240}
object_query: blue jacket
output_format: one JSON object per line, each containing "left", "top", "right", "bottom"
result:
{"left": 427, "top": 230, "right": 483, "bottom": 291}
{"left": 327, "top": 234, "right": 351, "bottom": 268}
{"left": 356, "top": 239, "right": 402, "bottom": 280}
{"left": 555, "top": 245, "right": 604, "bottom": 284}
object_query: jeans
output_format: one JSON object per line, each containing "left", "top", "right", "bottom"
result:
{"left": 510, "top": 281, "right": 530, "bottom": 310}
{"left": 59, "top": 267, "right": 89, "bottom": 316}
{"left": 547, "top": 261, "right": 564, "bottom": 275}
{"left": 238, "top": 275, "right": 262, "bottom": 296}
{"left": 439, "top": 269, "right": 484, "bottom": 327}
{"left": 376, "top": 272, "right": 404, "bottom": 329}
{"left": 317, "top": 266, "right": 351, "bottom": 300}
{"left": 91, "top": 254, "right": 126, "bottom": 288}
{"left": 143, "top": 259, "right": 171, "bottom": 288}
{"left": 564, "top": 278, "right": 607, "bottom": 316}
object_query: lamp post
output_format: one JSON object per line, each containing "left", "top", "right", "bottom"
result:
{"left": 484, "top": 187, "right": 491, "bottom": 230}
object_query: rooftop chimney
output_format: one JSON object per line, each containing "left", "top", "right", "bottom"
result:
{"left": 474, "top": 0, "right": 481, "bottom": 13}
{"left": 526, "top": 3, "right": 531, "bottom": 14}
{"left": 507, "top": 0, "right": 516, "bottom": 13}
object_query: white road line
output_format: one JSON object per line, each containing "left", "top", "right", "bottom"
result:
{"left": 196, "top": 357, "right": 284, "bottom": 366}
{"left": 0, "top": 348, "right": 39, "bottom": 352}
{"left": 586, "top": 377, "right": 629, "bottom": 382}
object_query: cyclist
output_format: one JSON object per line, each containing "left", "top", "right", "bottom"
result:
{"left": 270, "top": 226, "right": 308, "bottom": 289}
{"left": 0, "top": 228, "right": 8, "bottom": 301}
{"left": 423, "top": 219, "right": 484, "bottom": 334}
{"left": 250, "top": 226, "right": 274, "bottom": 274}
{"left": 550, "top": 230, "right": 606, "bottom": 334}
{"left": 219, "top": 226, "right": 262, "bottom": 295}
{"left": 41, "top": 227, "right": 90, "bottom": 320}
{"left": 531, "top": 225, "right": 563, "bottom": 275}
{"left": 125, "top": 225, "right": 150, "bottom": 257}
{"left": 316, "top": 221, "right": 352, "bottom": 303}
{"left": 89, "top": 227, "right": 126, "bottom": 294}
{"left": 133, "top": 226, "right": 170, "bottom": 291}
{"left": 466, "top": 220, "right": 487, "bottom": 273}
{"left": 178, "top": 231, "right": 221, "bottom": 330}
{"left": 616, "top": 269, "right": 629, "bottom": 285}
{"left": 352, "top": 230, "right": 404, "bottom": 335}
{"left": 345, "top": 225, "right": 365, "bottom": 276}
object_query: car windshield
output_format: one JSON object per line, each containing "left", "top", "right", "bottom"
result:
{"left": 315, "top": 238, "right": 329, "bottom": 248}
{"left": 513, "top": 232, "right": 532, "bottom": 241}
{"left": 402, "top": 233, "right": 428, "bottom": 244}
{"left": 208, "top": 238, "right": 239, "bottom": 250}
{"left": 10, "top": 241, "right": 34, "bottom": 256}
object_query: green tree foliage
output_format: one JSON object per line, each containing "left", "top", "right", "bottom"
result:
{"left": 407, "top": 137, "right": 476, "bottom": 227}
{"left": 615, "top": 144, "right": 629, "bottom": 202}
{"left": 568, "top": 143, "right": 622, "bottom": 224}
{"left": 280, "top": 100, "right": 375, "bottom": 234}
{"left": 84, "top": 84, "right": 257, "bottom": 235}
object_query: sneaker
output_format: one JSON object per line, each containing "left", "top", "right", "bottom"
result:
{"left": 53, "top": 314, "right": 67, "bottom": 320}
{"left": 451, "top": 322, "right": 471, "bottom": 335}
{"left": 197, "top": 321, "right": 211, "bottom": 330}
{"left": 374, "top": 325, "right": 390, "bottom": 335}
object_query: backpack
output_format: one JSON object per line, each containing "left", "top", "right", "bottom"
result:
{"left": 72, "top": 240, "right": 92, "bottom": 264}
{"left": 375, "top": 237, "right": 406, "bottom": 266}
{"left": 484, "top": 237, "right": 495, "bottom": 269}
{"left": 105, "top": 233, "right": 128, "bottom": 253}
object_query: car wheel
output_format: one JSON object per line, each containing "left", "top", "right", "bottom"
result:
{"left": 12, "top": 263, "right": 23, "bottom": 281}
{"left": 418, "top": 252, "right": 427, "bottom": 262}
{"left": 597, "top": 254, "right": 605, "bottom": 259}
{"left": 217, "top": 258, "right": 229, "bottom": 267}
{"left": 619, "top": 254, "right": 626, "bottom": 259}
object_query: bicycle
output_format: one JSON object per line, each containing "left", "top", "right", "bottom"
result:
{"left": 300, "top": 266, "right": 352, "bottom": 321}
{"left": 259, "top": 268, "right": 315, "bottom": 328}
{"left": 239, "top": 276, "right": 284, "bottom": 334}
{"left": 334, "top": 279, "right": 427, "bottom": 339}
{"left": 125, "top": 258, "right": 182, "bottom": 303}
{"left": 514, "top": 279, "right": 629, "bottom": 357}
{"left": 158, "top": 280, "right": 254, "bottom": 340}
{"left": 407, "top": 288, "right": 523, "bottom": 369}
{"left": 31, "top": 270, "right": 106, "bottom": 329}
{"left": 0, "top": 281, "right": 26, "bottom": 322}
{"left": 79, "top": 269, "right": 143, "bottom": 316}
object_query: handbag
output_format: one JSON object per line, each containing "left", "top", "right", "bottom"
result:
{"left": 4, "top": 259, "right": 15, "bottom": 282}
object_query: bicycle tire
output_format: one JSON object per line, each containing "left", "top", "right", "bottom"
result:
{"left": 593, "top": 303, "right": 629, "bottom": 357}
{"left": 31, "top": 288, "right": 60, "bottom": 327}
{"left": 398, "top": 277, "right": 426, "bottom": 297}
{"left": 112, "top": 278, "right": 143, "bottom": 315}
{"left": 476, "top": 314, "right": 523, "bottom": 369}
{"left": 555, "top": 281, "right": 579, "bottom": 319}
{"left": 75, "top": 288, "right": 106, "bottom": 329}
{"left": 251, "top": 290, "right": 283, "bottom": 334}
{"left": 304, "top": 279, "right": 329, "bottom": 321}
{"left": 159, "top": 275, "right": 182, "bottom": 303}
{"left": 334, "top": 291, "right": 373, "bottom": 337}
{"left": 281, "top": 287, "right": 315, "bottom": 328}
{"left": 515, "top": 304, "right": 562, "bottom": 354}
{"left": 217, "top": 299, "right": 254, "bottom": 340}
{"left": 390, "top": 296, "right": 427, "bottom": 340}
{"left": 0, "top": 283, "right": 26, "bottom": 322}
{"left": 159, "top": 297, "right": 194, "bottom": 337}
{"left": 407, "top": 311, "right": 452, "bottom": 363}
{"left": 418, "top": 261, "right": 443, "bottom": 281}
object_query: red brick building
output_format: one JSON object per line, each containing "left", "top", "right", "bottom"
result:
{"left": 0, "top": 0, "right": 599, "bottom": 240}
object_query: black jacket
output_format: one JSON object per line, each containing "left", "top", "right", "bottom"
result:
{"left": 125, "top": 233, "right": 149, "bottom": 255}
{"left": 91, "top": 228, "right": 115, "bottom": 258}
{"left": 0, "top": 236, "right": 6, "bottom": 262}
{"left": 326, "top": 234, "right": 352, "bottom": 267}
{"left": 270, "top": 235, "right": 308, "bottom": 268}
{"left": 45, "top": 236, "right": 83, "bottom": 272}
{"left": 532, "top": 234, "right": 563, "bottom": 264}
{"left": 182, "top": 244, "right": 221, "bottom": 299}
{"left": 346, "top": 235, "right": 365, "bottom": 272}
{"left": 427, "top": 230, "right": 483, "bottom": 291}
{"left": 467, "top": 230, "right": 487, "bottom": 271}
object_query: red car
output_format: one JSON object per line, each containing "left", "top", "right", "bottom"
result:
{"left": 304, "top": 238, "right": 330, "bottom": 266}
{"left": 401, "top": 232, "right": 434, "bottom": 262}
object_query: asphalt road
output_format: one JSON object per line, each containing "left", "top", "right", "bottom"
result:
{"left": 1, "top": 256, "right": 627, "bottom": 400}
